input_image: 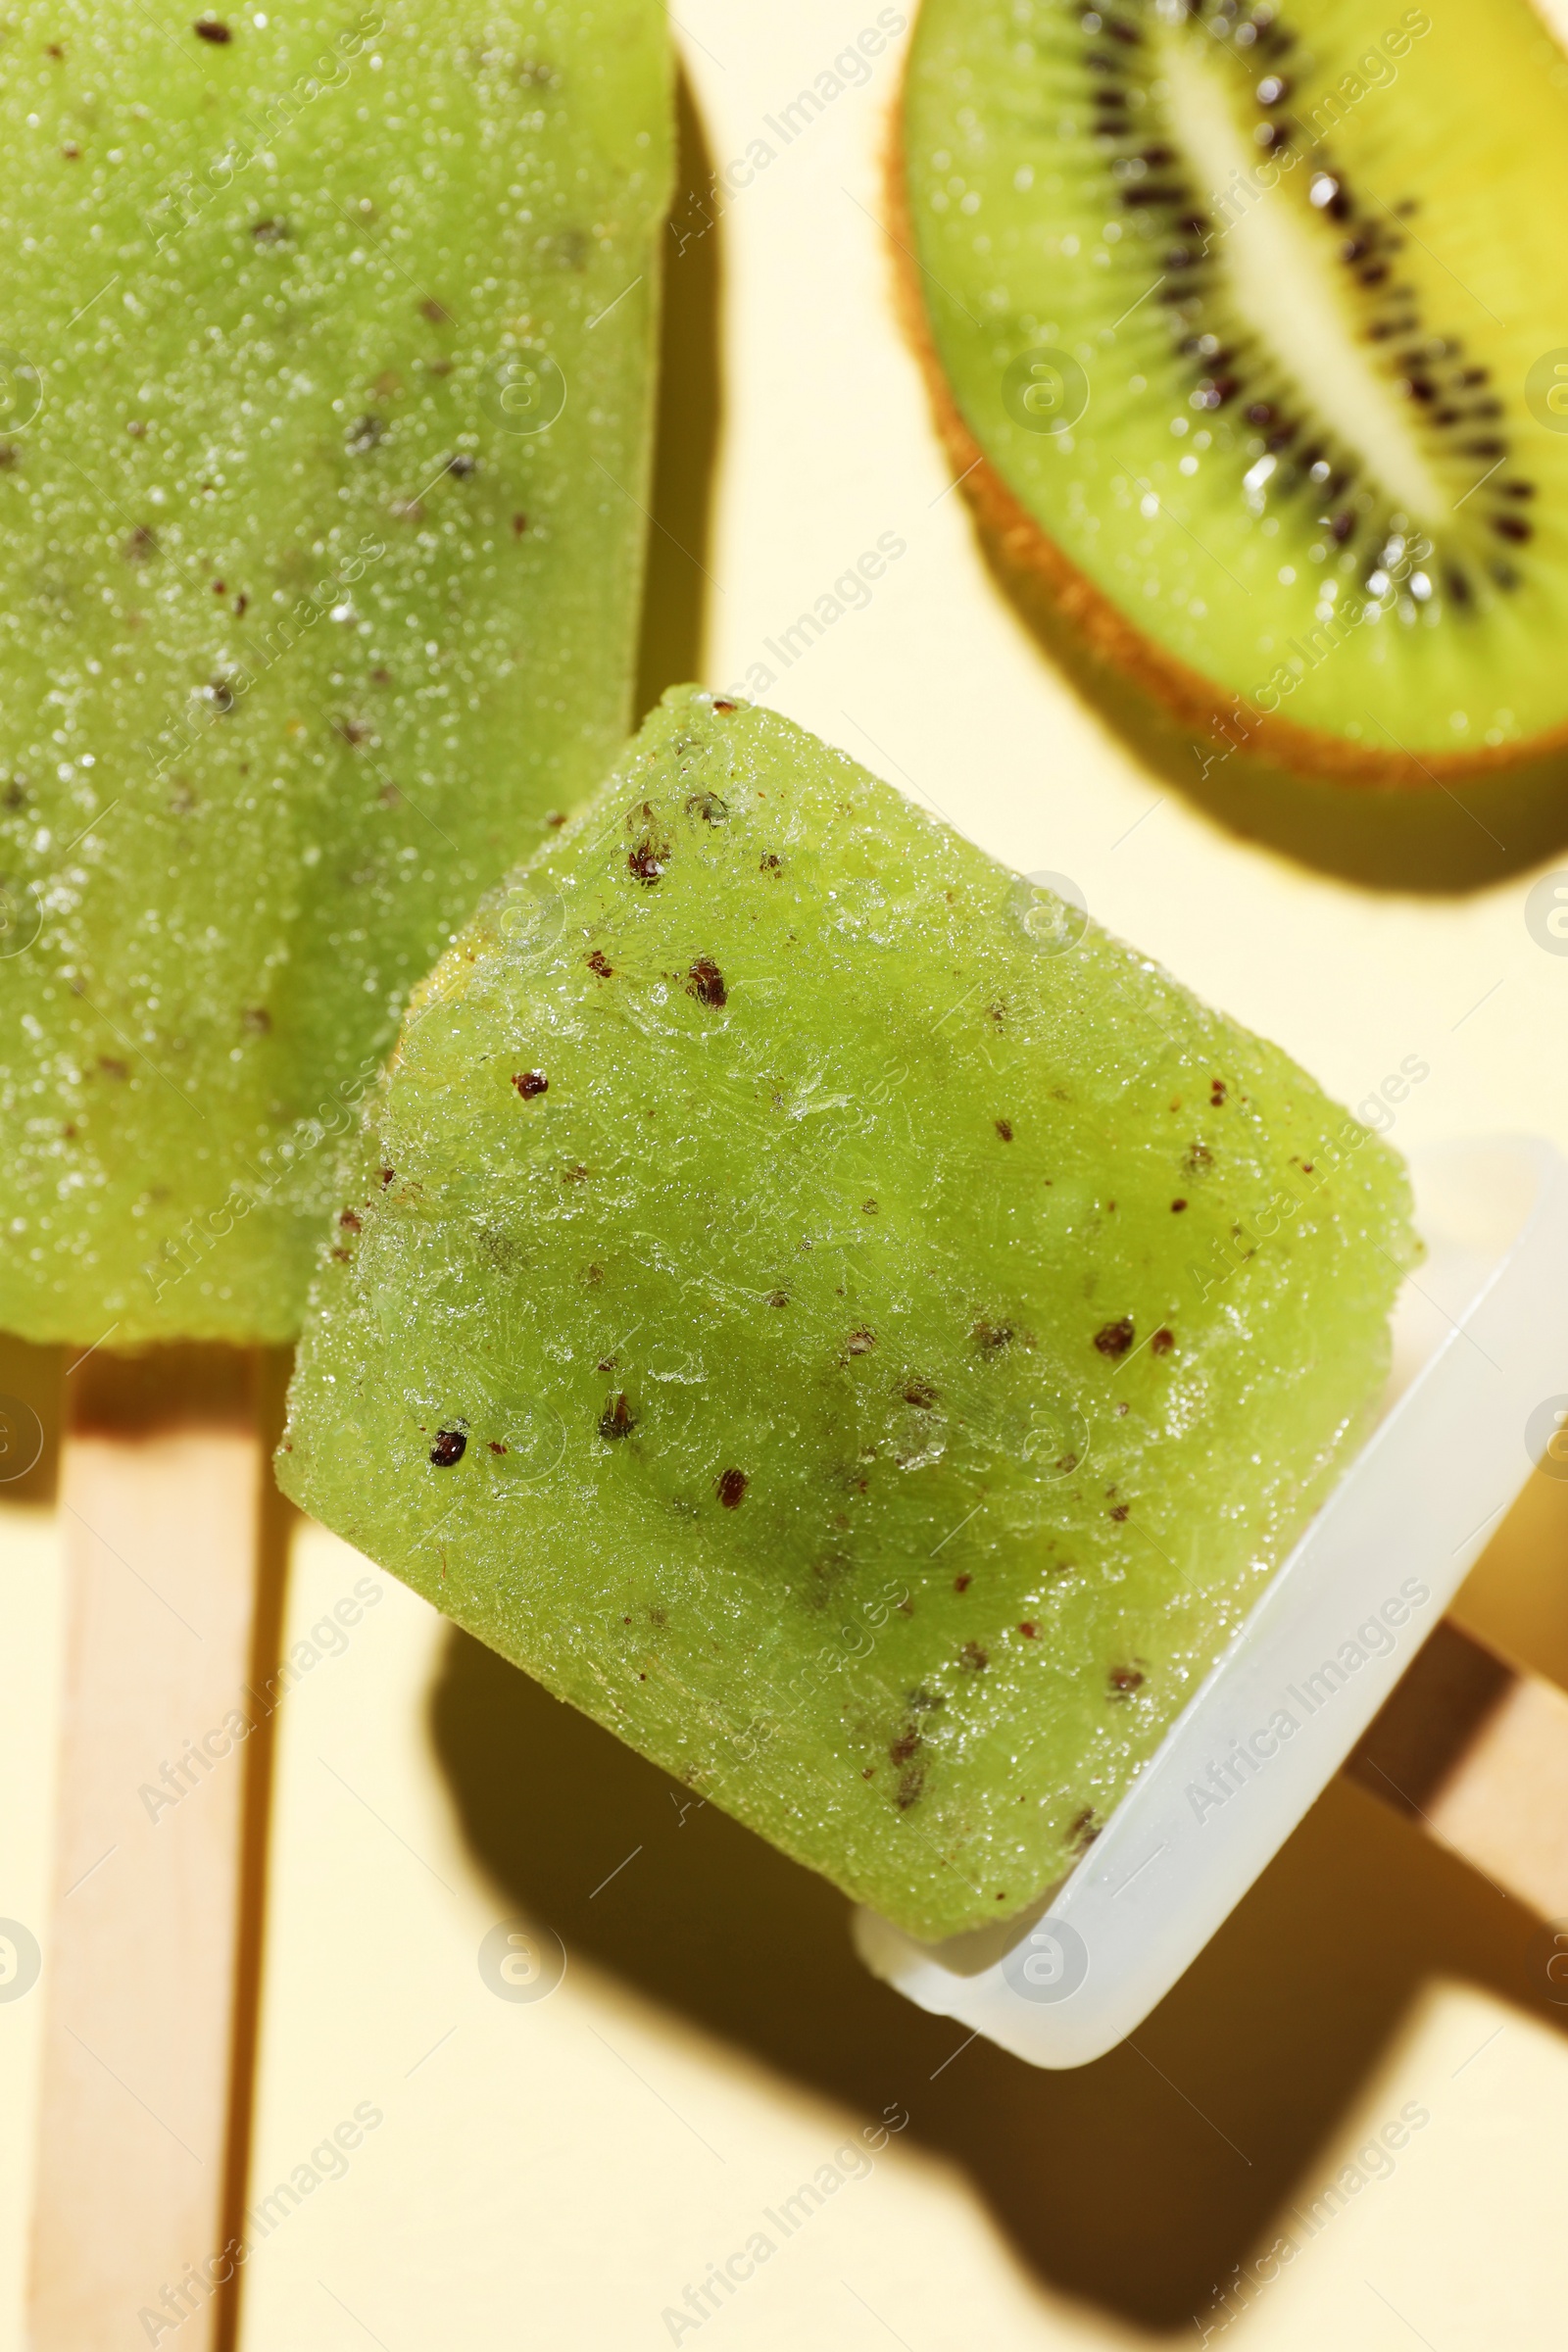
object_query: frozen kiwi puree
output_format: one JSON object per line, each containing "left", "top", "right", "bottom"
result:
{"left": 0, "top": 0, "right": 670, "bottom": 1348}
{"left": 278, "top": 690, "right": 1419, "bottom": 1941}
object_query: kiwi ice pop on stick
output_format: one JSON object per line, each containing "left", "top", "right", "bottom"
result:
{"left": 4, "top": 8, "right": 671, "bottom": 2340}
{"left": 896, "top": 0, "right": 1568, "bottom": 884}
{"left": 279, "top": 689, "right": 1418, "bottom": 1943}
{"left": 0, "top": 0, "right": 671, "bottom": 1348}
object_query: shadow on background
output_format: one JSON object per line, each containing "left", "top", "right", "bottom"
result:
{"left": 0, "top": 1334, "right": 62, "bottom": 1508}
{"left": 430, "top": 1463, "right": 1568, "bottom": 2336}
{"left": 634, "top": 66, "right": 722, "bottom": 721}
{"left": 954, "top": 513, "right": 1568, "bottom": 900}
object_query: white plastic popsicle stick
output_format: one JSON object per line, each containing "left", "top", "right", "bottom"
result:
{"left": 855, "top": 1137, "right": 1568, "bottom": 2068}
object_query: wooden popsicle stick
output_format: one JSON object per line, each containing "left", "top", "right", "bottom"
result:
{"left": 1344, "top": 1614, "right": 1568, "bottom": 1919}
{"left": 27, "top": 1348, "right": 287, "bottom": 2352}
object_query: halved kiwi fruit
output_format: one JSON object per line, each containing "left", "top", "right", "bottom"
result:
{"left": 897, "top": 0, "right": 1568, "bottom": 886}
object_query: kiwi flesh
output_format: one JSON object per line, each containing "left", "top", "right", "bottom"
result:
{"left": 898, "top": 0, "right": 1568, "bottom": 886}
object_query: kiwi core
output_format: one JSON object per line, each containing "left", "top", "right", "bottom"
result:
{"left": 1155, "top": 27, "right": 1446, "bottom": 529}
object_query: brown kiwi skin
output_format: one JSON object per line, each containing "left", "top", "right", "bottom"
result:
{"left": 886, "top": 71, "right": 1568, "bottom": 893}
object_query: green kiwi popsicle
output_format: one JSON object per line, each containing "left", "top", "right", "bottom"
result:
{"left": 276, "top": 691, "right": 1418, "bottom": 1941}
{"left": 0, "top": 0, "right": 670, "bottom": 1347}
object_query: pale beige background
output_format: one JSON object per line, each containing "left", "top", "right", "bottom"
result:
{"left": 6, "top": 4, "right": 1568, "bottom": 2344}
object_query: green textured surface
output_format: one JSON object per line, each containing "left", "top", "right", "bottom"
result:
{"left": 278, "top": 688, "right": 1418, "bottom": 1940}
{"left": 0, "top": 0, "right": 670, "bottom": 1347}
{"left": 903, "top": 0, "right": 1568, "bottom": 754}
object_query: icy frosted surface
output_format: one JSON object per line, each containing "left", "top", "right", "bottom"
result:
{"left": 0, "top": 0, "right": 670, "bottom": 1344}
{"left": 279, "top": 689, "right": 1417, "bottom": 1938}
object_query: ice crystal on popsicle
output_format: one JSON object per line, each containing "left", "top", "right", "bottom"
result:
{"left": 278, "top": 690, "right": 1417, "bottom": 1939}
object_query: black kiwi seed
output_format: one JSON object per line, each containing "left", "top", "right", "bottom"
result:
{"left": 1053, "top": 2, "right": 1533, "bottom": 615}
